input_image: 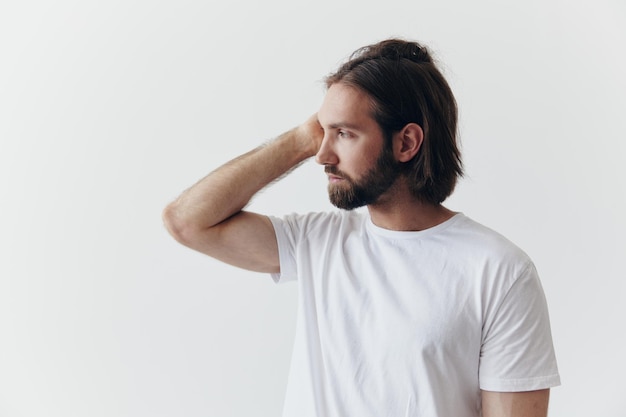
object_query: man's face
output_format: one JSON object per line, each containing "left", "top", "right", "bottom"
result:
{"left": 316, "top": 83, "right": 401, "bottom": 210}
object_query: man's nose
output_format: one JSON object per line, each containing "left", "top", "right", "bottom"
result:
{"left": 315, "top": 136, "right": 339, "bottom": 166}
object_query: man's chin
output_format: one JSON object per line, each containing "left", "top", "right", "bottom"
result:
{"left": 328, "top": 187, "right": 369, "bottom": 210}
{"left": 329, "top": 200, "right": 360, "bottom": 211}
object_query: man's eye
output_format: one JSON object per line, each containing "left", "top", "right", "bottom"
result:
{"left": 338, "top": 130, "right": 351, "bottom": 138}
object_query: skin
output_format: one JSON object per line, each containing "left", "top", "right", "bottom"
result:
{"left": 482, "top": 389, "right": 550, "bottom": 417}
{"left": 162, "top": 82, "right": 551, "bottom": 417}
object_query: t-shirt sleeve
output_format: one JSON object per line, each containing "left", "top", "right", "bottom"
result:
{"left": 268, "top": 215, "right": 298, "bottom": 284}
{"left": 479, "top": 262, "right": 561, "bottom": 392}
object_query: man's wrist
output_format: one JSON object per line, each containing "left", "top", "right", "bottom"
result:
{"left": 276, "top": 127, "right": 319, "bottom": 161}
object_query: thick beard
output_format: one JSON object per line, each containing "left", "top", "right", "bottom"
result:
{"left": 326, "top": 144, "right": 401, "bottom": 210}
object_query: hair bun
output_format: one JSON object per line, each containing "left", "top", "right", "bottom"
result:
{"left": 353, "top": 39, "right": 433, "bottom": 64}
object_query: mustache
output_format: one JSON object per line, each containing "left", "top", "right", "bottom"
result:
{"left": 324, "top": 166, "right": 346, "bottom": 178}
{"left": 324, "top": 166, "right": 356, "bottom": 184}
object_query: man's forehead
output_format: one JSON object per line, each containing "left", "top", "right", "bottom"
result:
{"left": 318, "top": 83, "right": 376, "bottom": 127}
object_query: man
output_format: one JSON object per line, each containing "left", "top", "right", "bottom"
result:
{"left": 163, "top": 39, "right": 560, "bottom": 417}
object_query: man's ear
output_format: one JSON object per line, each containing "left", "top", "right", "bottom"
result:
{"left": 393, "top": 123, "right": 424, "bottom": 162}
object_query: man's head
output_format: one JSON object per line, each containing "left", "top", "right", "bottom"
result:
{"left": 320, "top": 38, "right": 463, "bottom": 207}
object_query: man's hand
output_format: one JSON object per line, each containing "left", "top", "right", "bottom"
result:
{"left": 294, "top": 113, "right": 324, "bottom": 158}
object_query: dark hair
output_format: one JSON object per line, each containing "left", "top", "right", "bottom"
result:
{"left": 325, "top": 39, "right": 463, "bottom": 205}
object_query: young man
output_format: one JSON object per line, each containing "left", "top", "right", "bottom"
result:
{"left": 163, "top": 39, "right": 560, "bottom": 417}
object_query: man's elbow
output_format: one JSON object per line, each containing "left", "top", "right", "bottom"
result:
{"left": 162, "top": 202, "right": 203, "bottom": 247}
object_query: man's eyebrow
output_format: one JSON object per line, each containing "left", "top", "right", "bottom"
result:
{"left": 327, "top": 122, "right": 361, "bottom": 131}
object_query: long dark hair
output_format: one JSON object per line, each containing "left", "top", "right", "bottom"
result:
{"left": 325, "top": 39, "right": 463, "bottom": 205}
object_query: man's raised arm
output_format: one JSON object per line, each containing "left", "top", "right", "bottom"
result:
{"left": 162, "top": 115, "right": 323, "bottom": 273}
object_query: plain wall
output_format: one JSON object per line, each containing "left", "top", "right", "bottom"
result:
{"left": 1, "top": 0, "right": 625, "bottom": 416}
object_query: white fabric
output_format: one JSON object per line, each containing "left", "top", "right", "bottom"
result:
{"left": 269, "top": 211, "right": 560, "bottom": 417}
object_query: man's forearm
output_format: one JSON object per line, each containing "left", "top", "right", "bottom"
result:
{"left": 163, "top": 125, "right": 318, "bottom": 241}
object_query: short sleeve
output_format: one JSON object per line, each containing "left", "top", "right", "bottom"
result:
{"left": 479, "top": 263, "right": 561, "bottom": 391}
{"left": 268, "top": 215, "right": 298, "bottom": 284}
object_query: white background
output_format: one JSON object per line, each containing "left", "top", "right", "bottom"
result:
{"left": 1, "top": 0, "right": 625, "bottom": 416}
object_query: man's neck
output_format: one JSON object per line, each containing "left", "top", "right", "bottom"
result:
{"left": 366, "top": 181, "right": 456, "bottom": 232}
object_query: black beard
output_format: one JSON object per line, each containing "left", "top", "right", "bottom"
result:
{"left": 326, "top": 144, "right": 401, "bottom": 210}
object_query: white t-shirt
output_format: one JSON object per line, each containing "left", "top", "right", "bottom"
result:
{"left": 270, "top": 211, "right": 560, "bottom": 417}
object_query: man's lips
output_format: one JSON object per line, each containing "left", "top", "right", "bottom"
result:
{"left": 327, "top": 174, "right": 344, "bottom": 183}
{"left": 325, "top": 166, "right": 349, "bottom": 183}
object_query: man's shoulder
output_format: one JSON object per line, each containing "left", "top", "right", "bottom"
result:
{"left": 449, "top": 215, "right": 532, "bottom": 265}
{"left": 270, "top": 210, "right": 367, "bottom": 237}
{"left": 273, "top": 210, "right": 366, "bottom": 227}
